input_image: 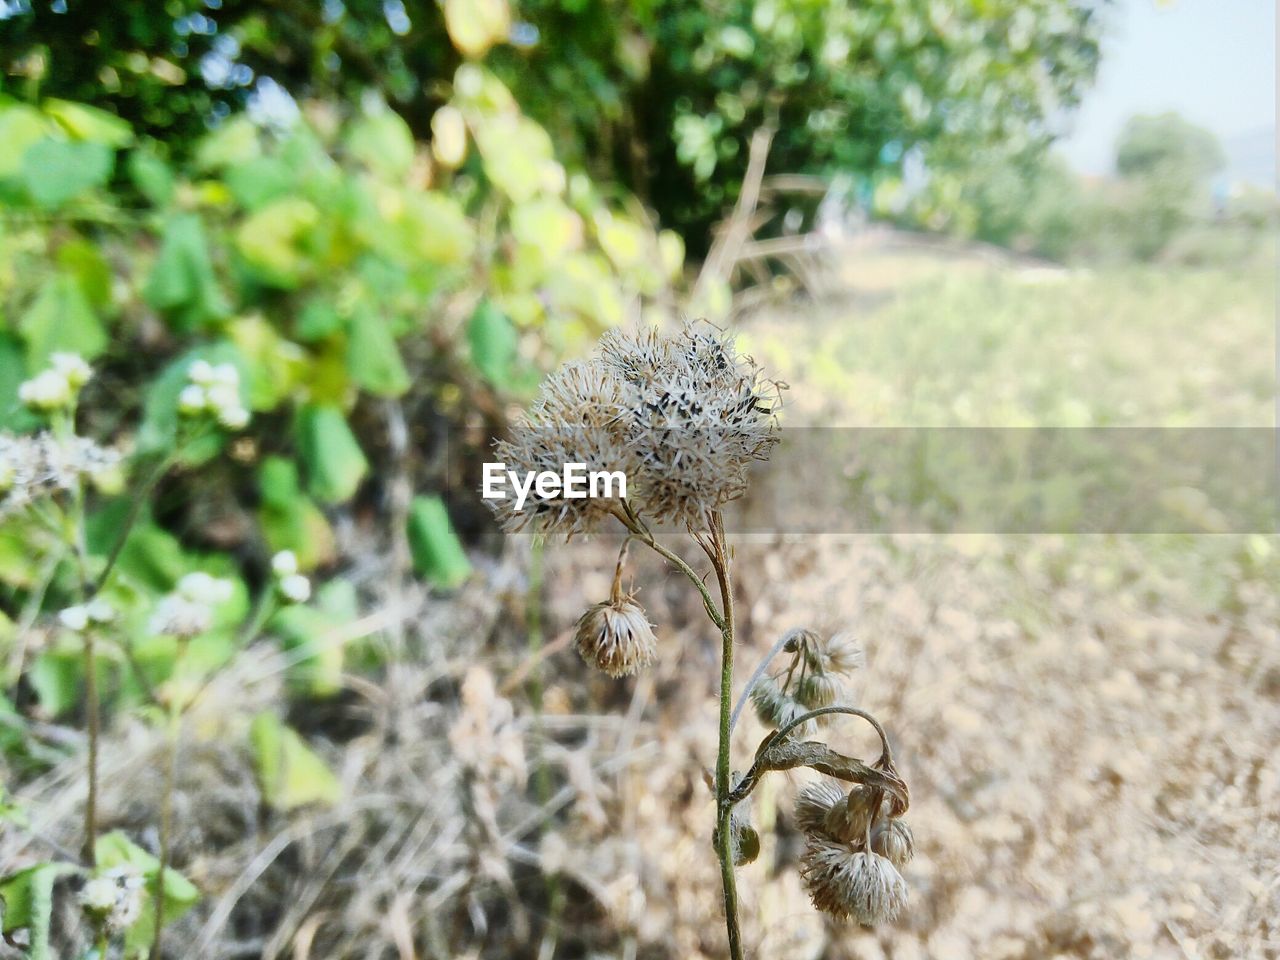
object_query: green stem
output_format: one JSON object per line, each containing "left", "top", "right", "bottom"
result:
{"left": 149, "top": 705, "right": 180, "bottom": 960}
{"left": 710, "top": 514, "right": 743, "bottom": 960}
{"left": 81, "top": 626, "right": 100, "bottom": 867}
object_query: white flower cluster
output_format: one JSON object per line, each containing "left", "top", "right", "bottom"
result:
{"left": 149, "top": 571, "right": 234, "bottom": 638}
{"left": 270, "top": 550, "right": 311, "bottom": 604}
{"left": 178, "top": 359, "right": 250, "bottom": 429}
{"left": 18, "top": 352, "right": 92, "bottom": 412}
{"left": 0, "top": 432, "right": 124, "bottom": 516}
{"left": 58, "top": 598, "right": 115, "bottom": 632}
{"left": 78, "top": 867, "right": 145, "bottom": 933}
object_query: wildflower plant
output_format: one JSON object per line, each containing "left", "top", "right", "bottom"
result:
{"left": 491, "top": 323, "right": 913, "bottom": 955}
{"left": 0, "top": 354, "right": 318, "bottom": 958}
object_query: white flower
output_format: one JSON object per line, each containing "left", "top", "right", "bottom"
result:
{"left": 204, "top": 382, "right": 240, "bottom": 413}
{"left": 210, "top": 363, "right": 240, "bottom": 386}
{"left": 177, "top": 384, "right": 208, "bottom": 415}
{"left": 278, "top": 573, "right": 311, "bottom": 604}
{"left": 79, "top": 876, "right": 118, "bottom": 915}
{"left": 149, "top": 593, "right": 213, "bottom": 638}
{"left": 178, "top": 571, "right": 234, "bottom": 604}
{"left": 86, "top": 597, "right": 116, "bottom": 624}
{"left": 271, "top": 550, "right": 298, "bottom": 577}
{"left": 188, "top": 359, "right": 215, "bottom": 385}
{"left": 18, "top": 369, "right": 72, "bottom": 411}
{"left": 217, "top": 405, "right": 250, "bottom": 430}
{"left": 58, "top": 605, "right": 90, "bottom": 632}
{"left": 50, "top": 352, "right": 92, "bottom": 390}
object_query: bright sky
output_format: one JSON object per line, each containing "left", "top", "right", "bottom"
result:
{"left": 1057, "top": 0, "right": 1276, "bottom": 181}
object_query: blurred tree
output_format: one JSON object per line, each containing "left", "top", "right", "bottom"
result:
{"left": 1114, "top": 112, "right": 1225, "bottom": 183}
{"left": 0, "top": 0, "right": 1105, "bottom": 247}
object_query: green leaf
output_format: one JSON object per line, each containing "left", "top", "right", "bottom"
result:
{"left": 195, "top": 115, "right": 260, "bottom": 171}
{"left": 227, "top": 315, "right": 303, "bottom": 410}
{"left": 270, "top": 580, "right": 356, "bottom": 697}
{"left": 297, "top": 299, "right": 343, "bottom": 341}
{"left": 95, "top": 830, "right": 200, "bottom": 952}
{"left": 235, "top": 197, "right": 320, "bottom": 288}
{"left": 225, "top": 156, "right": 296, "bottom": 211}
{"left": 56, "top": 238, "right": 113, "bottom": 311}
{"left": 18, "top": 273, "right": 107, "bottom": 366}
{"left": 407, "top": 495, "right": 471, "bottom": 588}
{"left": 127, "top": 146, "right": 175, "bottom": 206}
{"left": 296, "top": 404, "right": 368, "bottom": 504}
{"left": 258, "top": 457, "right": 335, "bottom": 570}
{"left": 345, "top": 110, "right": 415, "bottom": 180}
{"left": 144, "top": 213, "right": 227, "bottom": 331}
{"left": 0, "top": 334, "right": 38, "bottom": 432}
{"left": 28, "top": 651, "right": 80, "bottom": 718}
{"left": 398, "top": 192, "right": 475, "bottom": 265}
{"left": 250, "top": 712, "right": 342, "bottom": 810}
{"left": 20, "top": 138, "right": 114, "bottom": 209}
{"left": 467, "top": 300, "right": 517, "bottom": 387}
{"left": 346, "top": 310, "right": 410, "bottom": 397}
{"left": 43, "top": 98, "right": 134, "bottom": 147}
{"left": 0, "top": 104, "right": 51, "bottom": 178}
{"left": 0, "top": 861, "right": 77, "bottom": 959}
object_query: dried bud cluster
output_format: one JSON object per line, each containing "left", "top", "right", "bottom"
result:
{"left": 490, "top": 323, "right": 781, "bottom": 535}
{"left": 794, "top": 780, "right": 914, "bottom": 925}
{"left": 752, "top": 628, "right": 863, "bottom": 732}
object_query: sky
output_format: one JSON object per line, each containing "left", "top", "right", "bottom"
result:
{"left": 1057, "top": 0, "right": 1276, "bottom": 184}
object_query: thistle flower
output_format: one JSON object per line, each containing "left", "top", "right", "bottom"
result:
{"left": 574, "top": 594, "right": 657, "bottom": 678}
{"left": 800, "top": 839, "right": 908, "bottom": 925}
{"left": 870, "top": 817, "right": 915, "bottom": 868}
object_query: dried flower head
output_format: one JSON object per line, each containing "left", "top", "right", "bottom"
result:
{"left": 574, "top": 591, "right": 657, "bottom": 678}
{"left": 870, "top": 817, "right": 915, "bottom": 868}
{"left": 800, "top": 838, "right": 908, "bottom": 925}
{"left": 794, "top": 781, "right": 847, "bottom": 835}
{"left": 823, "top": 786, "right": 880, "bottom": 843}
{"left": 489, "top": 323, "right": 781, "bottom": 535}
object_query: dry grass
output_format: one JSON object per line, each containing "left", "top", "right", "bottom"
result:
{"left": 4, "top": 243, "right": 1276, "bottom": 959}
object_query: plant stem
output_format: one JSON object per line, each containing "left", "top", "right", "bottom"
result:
{"left": 82, "top": 626, "right": 100, "bottom": 867}
{"left": 149, "top": 706, "right": 179, "bottom": 960}
{"left": 710, "top": 514, "right": 743, "bottom": 960}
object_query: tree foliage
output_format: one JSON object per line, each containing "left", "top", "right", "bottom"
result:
{"left": 0, "top": 0, "right": 1105, "bottom": 245}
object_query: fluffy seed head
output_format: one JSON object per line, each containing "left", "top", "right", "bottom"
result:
{"left": 823, "top": 786, "right": 880, "bottom": 843}
{"left": 574, "top": 594, "right": 657, "bottom": 678}
{"left": 800, "top": 839, "right": 908, "bottom": 925}
{"left": 488, "top": 323, "right": 781, "bottom": 535}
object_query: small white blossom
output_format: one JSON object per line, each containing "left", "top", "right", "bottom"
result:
{"left": 177, "top": 384, "right": 208, "bottom": 415}
{"left": 18, "top": 369, "right": 73, "bottom": 411}
{"left": 217, "top": 405, "right": 250, "bottom": 430}
{"left": 149, "top": 593, "right": 213, "bottom": 638}
{"left": 204, "top": 382, "right": 240, "bottom": 413}
{"left": 188, "top": 359, "right": 215, "bottom": 385}
{"left": 178, "top": 571, "right": 234, "bottom": 604}
{"left": 50, "top": 352, "right": 92, "bottom": 390}
{"left": 58, "top": 605, "right": 90, "bottom": 632}
{"left": 210, "top": 363, "right": 240, "bottom": 386}
{"left": 86, "top": 597, "right": 116, "bottom": 624}
{"left": 270, "top": 550, "right": 298, "bottom": 577}
{"left": 279, "top": 573, "right": 311, "bottom": 604}
{"left": 79, "top": 876, "right": 118, "bottom": 914}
